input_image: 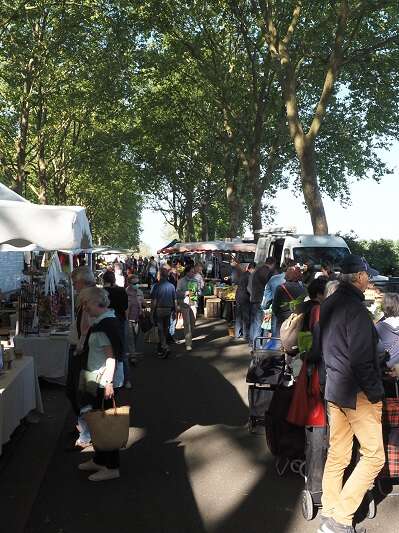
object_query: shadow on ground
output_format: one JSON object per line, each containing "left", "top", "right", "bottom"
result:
{"left": 23, "top": 319, "right": 303, "bottom": 533}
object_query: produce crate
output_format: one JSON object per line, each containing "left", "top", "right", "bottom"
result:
{"left": 205, "top": 297, "right": 221, "bottom": 319}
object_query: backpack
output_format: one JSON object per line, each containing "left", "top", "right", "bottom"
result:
{"left": 279, "top": 285, "right": 304, "bottom": 354}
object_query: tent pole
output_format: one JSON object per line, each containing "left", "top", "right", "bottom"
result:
{"left": 69, "top": 254, "right": 75, "bottom": 325}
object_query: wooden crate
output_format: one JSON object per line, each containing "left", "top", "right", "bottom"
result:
{"left": 205, "top": 297, "right": 221, "bottom": 319}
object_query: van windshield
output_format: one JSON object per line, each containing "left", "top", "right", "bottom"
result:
{"left": 293, "top": 247, "right": 350, "bottom": 267}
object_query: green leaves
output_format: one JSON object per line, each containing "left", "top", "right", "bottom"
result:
{"left": 0, "top": 0, "right": 142, "bottom": 247}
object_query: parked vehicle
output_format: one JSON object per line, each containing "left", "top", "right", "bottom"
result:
{"left": 255, "top": 228, "right": 350, "bottom": 269}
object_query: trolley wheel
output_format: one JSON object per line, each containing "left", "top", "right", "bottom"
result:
{"left": 366, "top": 491, "right": 376, "bottom": 520}
{"left": 301, "top": 490, "right": 317, "bottom": 521}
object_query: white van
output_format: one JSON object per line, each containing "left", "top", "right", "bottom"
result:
{"left": 255, "top": 231, "right": 350, "bottom": 268}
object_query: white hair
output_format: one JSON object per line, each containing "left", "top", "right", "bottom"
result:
{"left": 79, "top": 286, "right": 109, "bottom": 308}
{"left": 324, "top": 280, "right": 340, "bottom": 299}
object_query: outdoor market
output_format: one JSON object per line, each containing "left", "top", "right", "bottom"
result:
{"left": 2, "top": 3, "right": 399, "bottom": 533}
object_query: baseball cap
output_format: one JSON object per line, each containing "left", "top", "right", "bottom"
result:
{"left": 341, "top": 255, "right": 368, "bottom": 275}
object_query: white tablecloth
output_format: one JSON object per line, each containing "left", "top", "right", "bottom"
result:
{"left": 0, "top": 356, "right": 43, "bottom": 455}
{"left": 14, "top": 335, "right": 70, "bottom": 384}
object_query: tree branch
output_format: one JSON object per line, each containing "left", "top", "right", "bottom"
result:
{"left": 307, "top": 0, "right": 349, "bottom": 142}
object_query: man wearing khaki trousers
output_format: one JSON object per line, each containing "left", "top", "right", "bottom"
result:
{"left": 318, "top": 255, "right": 385, "bottom": 533}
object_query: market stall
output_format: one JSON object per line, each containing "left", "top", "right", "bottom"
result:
{"left": 158, "top": 239, "right": 252, "bottom": 330}
{"left": 0, "top": 355, "right": 43, "bottom": 455}
{"left": 0, "top": 182, "right": 92, "bottom": 384}
{"left": 158, "top": 239, "right": 255, "bottom": 280}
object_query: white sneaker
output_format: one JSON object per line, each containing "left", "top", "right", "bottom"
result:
{"left": 78, "top": 459, "right": 105, "bottom": 472}
{"left": 186, "top": 345, "right": 192, "bottom": 351}
{"left": 88, "top": 468, "right": 120, "bottom": 482}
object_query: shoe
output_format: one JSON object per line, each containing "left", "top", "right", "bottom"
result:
{"left": 186, "top": 345, "right": 192, "bottom": 351}
{"left": 88, "top": 468, "right": 120, "bottom": 481}
{"left": 78, "top": 459, "right": 105, "bottom": 472}
{"left": 157, "top": 349, "right": 169, "bottom": 359}
{"left": 124, "top": 380, "right": 132, "bottom": 390}
{"left": 74, "top": 439, "right": 92, "bottom": 450}
{"left": 319, "top": 517, "right": 366, "bottom": 533}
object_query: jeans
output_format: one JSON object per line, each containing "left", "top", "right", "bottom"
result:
{"left": 249, "top": 303, "right": 263, "bottom": 347}
{"left": 321, "top": 392, "right": 385, "bottom": 525}
{"left": 127, "top": 320, "right": 139, "bottom": 354}
{"left": 77, "top": 404, "right": 92, "bottom": 444}
{"left": 155, "top": 307, "right": 173, "bottom": 350}
{"left": 235, "top": 302, "right": 250, "bottom": 339}
{"left": 271, "top": 314, "right": 278, "bottom": 338}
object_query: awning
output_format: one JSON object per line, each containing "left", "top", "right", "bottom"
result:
{"left": 0, "top": 183, "right": 92, "bottom": 252}
{"left": 160, "top": 240, "right": 256, "bottom": 254}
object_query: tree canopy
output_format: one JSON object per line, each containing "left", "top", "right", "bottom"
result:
{"left": 1, "top": 1, "right": 398, "bottom": 244}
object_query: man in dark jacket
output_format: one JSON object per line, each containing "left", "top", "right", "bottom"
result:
{"left": 249, "top": 257, "right": 276, "bottom": 345}
{"left": 318, "top": 255, "right": 385, "bottom": 533}
{"left": 235, "top": 262, "right": 255, "bottom": 340}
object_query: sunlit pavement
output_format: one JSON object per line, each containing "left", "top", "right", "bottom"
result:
{"left": 2, "top": 319, "right": 399, "bottom": 533}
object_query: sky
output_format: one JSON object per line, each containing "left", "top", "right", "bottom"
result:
{"left": 141, "top": 144, "right": 398, "bottom": 254}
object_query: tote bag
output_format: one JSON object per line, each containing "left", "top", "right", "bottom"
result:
{"left": 83, "top": 398, "right": 130, "bottom": 451}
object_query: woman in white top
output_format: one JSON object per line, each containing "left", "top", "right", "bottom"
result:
{"left": 78, "top": 287, "right": 124, "bottom": 482}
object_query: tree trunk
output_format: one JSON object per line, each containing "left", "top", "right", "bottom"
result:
{"left": 199, "top": 200, "right": 209, "bottom": 241}
{"left": 36, "top": 86, "right": 47, "bottom": 204}
{"left": 15, "top": 58, "right": 34, "bottom": 195}
{"left": 298, "top": 139, "right": 329, "bottom": 235}
{"left": 247, "top": 150, "right": 263, "bottom": 242}
{"left": 184, "top": 191, "right": 195, "bottom": 241}
{"left": 226, "top": 180, "right": 241, "bottom": 238}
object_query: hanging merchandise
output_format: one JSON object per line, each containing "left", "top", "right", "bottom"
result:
{"left": 44, "top": 252, "right": 63, "bottom": 295}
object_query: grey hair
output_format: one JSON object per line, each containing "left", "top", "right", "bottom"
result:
{"left": 382, "top": 293, "right": 399, "bottom": 318}
{"left": 339, "top": 273, "right": 358, "bottom": 284}
{"left": 79, "top": 286, "right": 109, "bottom": 308}
{"left": 71, "top": 266, "right": 95, "bottom": 286}
{"left": 324, "top": 280, "right": 340, "bottom": 299}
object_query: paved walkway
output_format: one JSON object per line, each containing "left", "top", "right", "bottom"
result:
{"left": 1, "top": 319, "right": 399, "bottom": 533}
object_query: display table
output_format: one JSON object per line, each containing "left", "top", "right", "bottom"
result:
{"left": 0, "top": 356, "right": 43, "bottom": 455}
{"left": 14, "top": 334, "right": 70, "bottom": 385}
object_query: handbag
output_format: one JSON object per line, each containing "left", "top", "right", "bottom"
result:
{"left": 175, "top": 312, "right": 184, "bottom": 330}
{"left": 286, "top": 362, "right": 326, "bottom": 427}
{"left": 83, "top": 397, "right": 130, "bottom": 451}
{"left": 280, "top": 312, "right": 304, "bottom": 354}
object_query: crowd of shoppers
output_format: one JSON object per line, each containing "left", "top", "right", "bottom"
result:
{"left": 66, "top": 248, "right": 399, "bottom": 519}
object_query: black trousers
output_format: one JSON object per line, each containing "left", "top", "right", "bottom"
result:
{"left": 90, "top": 388, "right": 120, "bottom": 469}
{"left": 155, "top": 307, "right": 173, "bottom": 350}
{"left": 66, "top": 346, "right": 82, "bottom": 416}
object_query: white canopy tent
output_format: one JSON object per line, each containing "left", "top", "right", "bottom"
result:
{"left": 0, "top": 182, "right": 93, "bottom": 323}
{"left": 0, "top": 200, "right": 92, "bottom": 253}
